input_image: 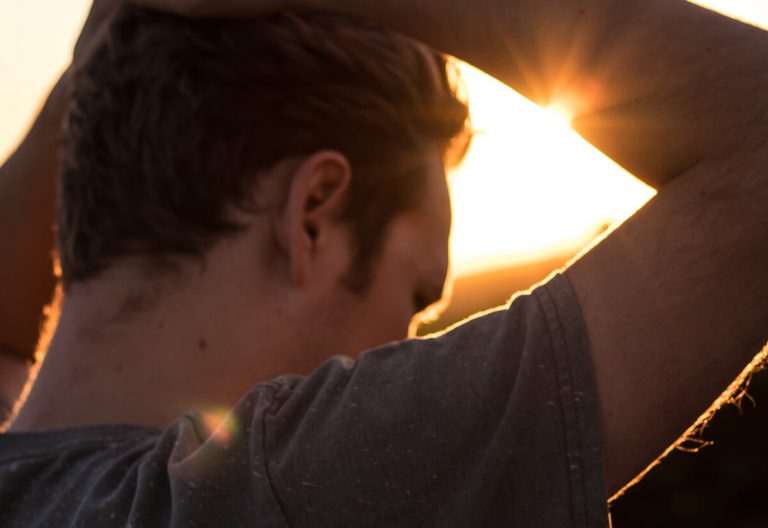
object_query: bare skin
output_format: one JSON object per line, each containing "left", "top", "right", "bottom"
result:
{"left": 0, "top": 73, "right": 65, "bottom": 361}
{"left": 0, "top": 0, "right": 120, "bottom": 399}
{"left": 2, "top": 0, "right": 767, "bottom": 503}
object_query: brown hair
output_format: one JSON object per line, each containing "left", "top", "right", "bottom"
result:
{"left": 58, "top": 6, "right": 469, "bottom": 291}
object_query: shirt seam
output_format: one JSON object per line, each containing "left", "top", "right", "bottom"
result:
{"left": 259, "top": 386, "right": 295, "bottom": 528}
{"left": 535, "top": 279, "right": 592, "bottom": 528}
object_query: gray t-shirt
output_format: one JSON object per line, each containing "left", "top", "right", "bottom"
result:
{"left": 0, "top": 274, "right": 609, "bottom": 527}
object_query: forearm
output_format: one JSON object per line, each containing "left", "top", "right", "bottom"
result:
{"left": 327, "top": 0, "right": 768, "bottom": 189}
{"left": 0, "top": 1, "right": 135, "bottom": 359}
{"left": 0, "top": 72, "right": 68, "bottom": 359}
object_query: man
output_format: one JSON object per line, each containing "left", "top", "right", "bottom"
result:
{"left": 0, "top": 0, "right": 766, "bottom": 527}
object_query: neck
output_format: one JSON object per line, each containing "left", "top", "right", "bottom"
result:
{"left": 10, "top": 259, "right": 323, "bottom": 432}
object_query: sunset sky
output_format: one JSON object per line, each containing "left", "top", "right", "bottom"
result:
{"left": 1, "top": 0, "right": 766, "bottom": 277}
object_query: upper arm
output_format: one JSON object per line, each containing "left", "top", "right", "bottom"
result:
{"left": 565, "top": 132, "right": 768, "bottom": 497}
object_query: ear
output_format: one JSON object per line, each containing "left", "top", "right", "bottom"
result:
{"left": 280, "top": 151, "right": 353, "bottom": 287}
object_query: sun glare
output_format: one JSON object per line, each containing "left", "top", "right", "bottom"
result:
{"left": 446, "top": 0, "right": 768, "bottom": 277}
{"left": 448, "top": 63, "right": 655, "bottom": 277}
{"left": 543, "top": 103, "right": 576, "bottom": 128}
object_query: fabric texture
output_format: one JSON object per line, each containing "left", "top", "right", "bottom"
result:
{"left": 0, "top": 274, "right": 609, "bottom": 527}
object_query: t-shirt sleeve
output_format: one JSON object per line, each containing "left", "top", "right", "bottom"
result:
{"left": 262, "top": 273, "right": 609, "bottom": 527}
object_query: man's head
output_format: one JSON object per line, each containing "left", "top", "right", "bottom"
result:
{"left": 60, "top": 5, "right": 468, "bottom": 286}
{"left": 56, "top": 6, "right": 469, "bottom": 365}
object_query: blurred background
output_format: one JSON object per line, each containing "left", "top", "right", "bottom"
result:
{"left": 1, "top": 0, "right": 767, "bottom": 525}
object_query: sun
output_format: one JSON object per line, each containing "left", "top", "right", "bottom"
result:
{"left": 448, "top": 62, "right": 655, "bottom": 277}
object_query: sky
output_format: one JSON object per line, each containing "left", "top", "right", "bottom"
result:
{"left": 1, "top": 0, "right": 766, "bottom": 277}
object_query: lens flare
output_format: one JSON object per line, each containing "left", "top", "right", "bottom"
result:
{"left": 199, "top": 407, "right": 240, "bottom": 447}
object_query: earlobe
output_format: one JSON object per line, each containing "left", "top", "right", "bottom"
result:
{"left": 281, "top": 151, "right": 353, "bottom": 287}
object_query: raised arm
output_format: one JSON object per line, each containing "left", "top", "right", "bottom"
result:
{"left": 339, "top": 0, "right": 768, "bottom": 497}
{"left": 0, "top": 1, "right": 120, "bottom": 406}
{"left": 334, "top": 1, "right": 768, "bottom": 498}
{"left": 0, "top": 69, "right": 72, "bottom": 353}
